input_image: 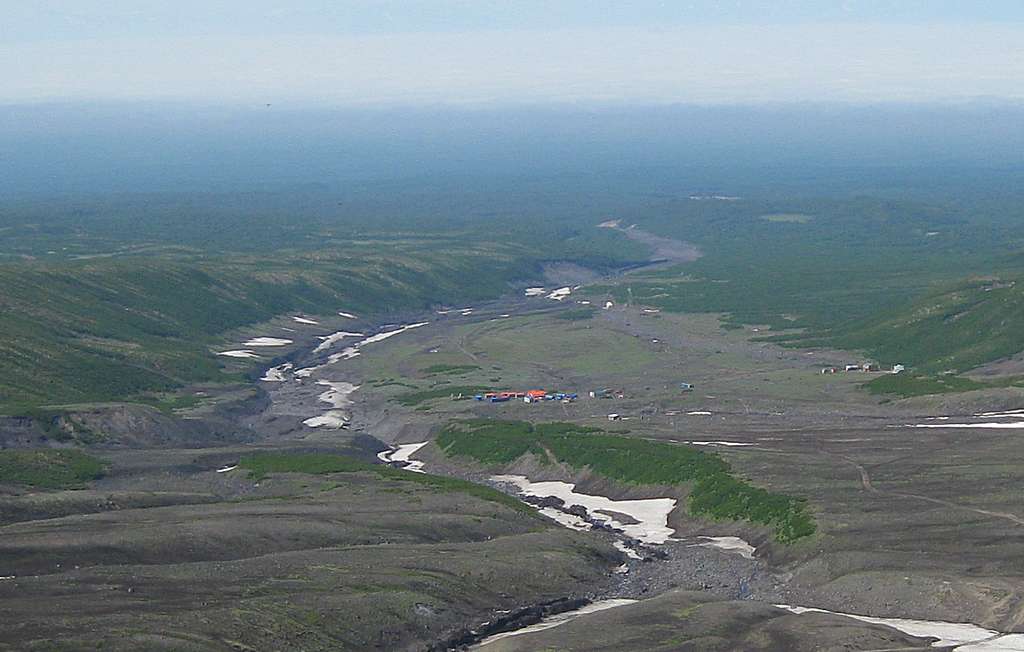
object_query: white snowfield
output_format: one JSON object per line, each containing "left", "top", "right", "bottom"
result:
{"left": 613, "top": 540, "right": 642, "bottom": 560}
{"left": 377, "top": 442, "right": 428, "bottom": 473}
{"left": 775, "top": 605, "right": 1018, "bottom": 650}
{"left": 260, "top": 362, "right": 293, "bottom": 382}
{"left": 303, "top": 413, "right": 348, "bottom": 428}
{"left": 911, "top": 409, "right": 1024, "bottom": 429}
{"left": 313, "top": 331, "right": 365, "bottom": 353}
{"left": 474, "top": 599, "right": 638, "bottom": 648}
{"left": 547, "top": 287, "right": 572, "bottom": 300}
{"left": 696, "top": 536, "right": 756, "bottom": 559}
{"left": 243, "top": 337, "right": 293, "bottom": 347}
{"left": 293, "top": 323, "right": 429, "bottom": 378}
{"left": 303, "top": 381, "right": 359, "bottom": 429}
{"left": 490, "top": 475, "right": 677, "bottom": 544}
{"left": 217, "top": 350, "right": 260, "bottom": 358}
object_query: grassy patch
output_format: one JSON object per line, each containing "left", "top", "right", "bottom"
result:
{"left": 0, "top": 449, "right": 108, "bottom": 489}
{"left": 421, "top": 364, "right": 481, "bottom": 376}
{"left": 865, "top": 373, "right": 988, "bottom": 398}
{"left": 237, "top": 452, "right": 533, "bottom": 514}
{"left": 437, "top": 419, "right": 816, "bottom": 543}
{"left": 238, "top": 453, "right": 367, "bottom": 480}
{"left": 392, "top": 385, "right": 488, "bottom": 406}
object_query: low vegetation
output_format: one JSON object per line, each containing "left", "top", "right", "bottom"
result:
{"left": 437, "top": 420, "right": 816, "bottom": 543}
{"left": 392, "top": 385, "right": 487, "bottom": 406}
{"left": 237, "top": 452, "right": 534, "bottom": 513}
{"left": 865, "top": 373, "right": 988, "bottom": 398}
{"left": 421, "top": 364, "right": 481, "bottom": 376}
{"left": 0, "top": 449, "right": 108, "bottom": 489}
{"left": 555, "top": 307, "right": 596, "bottom": 321}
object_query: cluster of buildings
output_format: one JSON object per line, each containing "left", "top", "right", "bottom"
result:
{"left": 475, "top": 390, "right": 579, "bottom": 404}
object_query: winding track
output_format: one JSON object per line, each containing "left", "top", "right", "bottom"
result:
{"left": 842, "top": 456, "right": 1024, "bottom": 528}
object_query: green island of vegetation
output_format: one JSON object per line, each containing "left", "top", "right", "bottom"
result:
{"left": 0, "top": 449, "right": 108, "bottom": 489}
{"left": 436, "top": 419, "right": 816, "bottom": 543}
{"left": 421, "top": 363, "right": 482, "bottom": 376}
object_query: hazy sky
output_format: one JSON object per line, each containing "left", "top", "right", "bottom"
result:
{"left": 3, "top": 1, "right": 1024, "bottom": 106}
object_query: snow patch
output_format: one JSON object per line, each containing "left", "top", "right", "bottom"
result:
{"left": 775, "top": 605, "right": 1005, "bottom": 649}
{"left": 378, "top": 442, "right": 428, "bottom": 473}
{"left": 303, "top": 381, "right": 359, "bottom": 429}
{"left": 217, "top": 350, "right": 260, "bottom": 359}
{"left": 475, "top": 599, "right": 638, "bottom": 647}
{"left": 686, "top": 441, "right": 754, "bottom": 447}
{"left": 215, "top": 465, "right": 238, "bottom": 474}
{"left": 313, "top": 331, "right": 364, "bottom": 353}
{"left": 292, "top": 316, "right": 319, "bottom": 325}
{"left": 910, "top": 421, "right": 1024, "bottom": 429}
{"left": 696, "top": 536, "right": 756, "bottom": 559}
{"left": 490, "top": 475, "right": 676, "bottom": 544}
{"left": 337, "top": 311, "right": 358, "bottom": 319}
{"left": 243, "top": 337, "right": 293, "bottom": 347}
{"left": 303, "top": 413, "right": 348, "bottom": 429}
{"left": 614, "top": 540, "right": 643, "bottom": 560}
{"left": 547, "top": 287, "right": 572, "bottom": 301}
{"left": 260, "top": 362, "right": 294, "bottom": 382}
{"left": 524, "top": 287, "right": 546, "bottom": 297}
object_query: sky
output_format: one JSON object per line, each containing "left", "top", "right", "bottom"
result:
{"left": 3, "top": 1, "right": 1023, "bottom": 106}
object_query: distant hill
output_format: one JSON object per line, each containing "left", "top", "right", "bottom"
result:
{"left": 0, "top": 230, "right": 644, "bottom": 412}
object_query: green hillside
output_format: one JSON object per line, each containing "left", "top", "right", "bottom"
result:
{"left": 0, "top": 232, "right": 641, "bottom": 412}
{"left": 824, "top": 277, "right": 1024, "bottom": 373}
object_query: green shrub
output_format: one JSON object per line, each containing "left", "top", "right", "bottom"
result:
{"left": 437, "top": 419, "right": 816, "bottom": 543}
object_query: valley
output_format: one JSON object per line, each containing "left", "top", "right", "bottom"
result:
{"left": 6, "top": 232, "right": 1024, "bottom": 649}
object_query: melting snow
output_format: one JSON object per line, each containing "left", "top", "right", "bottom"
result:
{"left": 215, "top": 465, "right": 238, "bottom": 474}
{"left": 910, "top": 422, "right": 1024, "bottom": 429}
{"left": 775, "top": 605, "right": 1009, "bottom": 649}
{"left": 313, "top": 331, "right": 364, "bottom": 353}
{"left": 696, "top": 536, "right": 756, "bottom": 559}
{"left": 303, "top": 381, "right": 359, "bottom": 429}
{"left": 217, "top": 350, "right": 260, "bottom": 359}
{"left": 524, "top": 287, "right": 546, "bottom": 297}
{"left": 547, "top": 287, "right": 572, "bottom": 301}
{"left": 303, "top": 413, "right": 348, "bottom": 428}
{"left": 490, "top": 475, "right": 676, "bottom": 544}
{"left": 378, "top": 442, "right": 428, "bottom": 473}
{"left": 613, "top": 540, "right": 643, "bottom": 560}
{"left": 474, "top": 599, "right": 638, "bottom": 647}
{"left": 337, "top": 311, "right": 358, "bottom": 319}
{"left": 260, "top": 362, "right": 294, "bottom": 382}
{"left": 243, "top": 337, "right": 293, "bottom": 347}
{"left": 292, "top": 316, "right": 319, "bottom": 325}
